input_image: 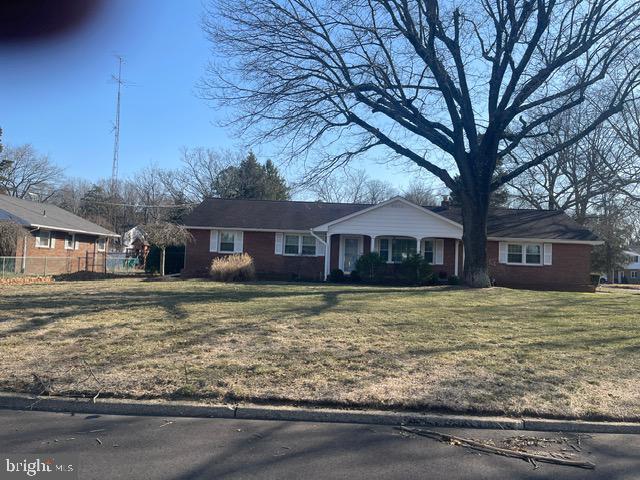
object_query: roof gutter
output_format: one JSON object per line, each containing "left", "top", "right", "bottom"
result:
{"left": 30, "top": 224, "right": 120, "bottom": 238}
{"left": 487, "top": 236, "right": 603, "bottom": 246}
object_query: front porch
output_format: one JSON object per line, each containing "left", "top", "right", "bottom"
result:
{"left": 312, "top": 197, "right": 465, "bottom": 280}
{"left": 325, "top": 234, "right": 463, "bottom": 279}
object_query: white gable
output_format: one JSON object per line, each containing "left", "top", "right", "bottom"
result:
{"left": 320, "top": 198, "right": 462, "bottom": 239}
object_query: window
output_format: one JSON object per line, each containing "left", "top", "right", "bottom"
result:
{"left": 301, "top": 235, "right": 316, "bottom": 256}
{"left": 507, "top": 244, "right": 522, "bottom": 263}
{"left": 633, "top": 256, "right": 639, "bottom": 263}
{"left": 284, "top": 234, "right": 300, "bottom": 255}
{"left": 379, "top": 238, "right": 389, "bottom": 262}
{"left": 64, "top": 233, "right": 76, "bottom": 250}
{"left": 632, "top": 271, "right": 638, "bottom": 279}
{"left": 96, "top": 238, "right": 106, "bottom": 252}
{"left": 391, "top": 238, "right": 416, "bottom": 263}
{"left": 507, "top": 243, "right": 542, "bottom": 265}
{"left": 423, "top": 240, "right": 434, "bottom": 264}
{"left": 525, "top": 244, "right": 541, "bottom": 264}
{"left": 219, "top": 231, "right": 236, "bottom": 252}
{"left": 284, "top": 234, "right": 316, "bottom": 256}
{"left": 35, "top": 230, "right": 51, "bottom": 248}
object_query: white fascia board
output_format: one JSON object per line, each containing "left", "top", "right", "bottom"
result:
{"left": 487, "top": 236, "right": 603, "bottom": 246}
{"left": 313, "top": 196, "right": 463, "bottom": 231}
{"left": 31, "top": 224, "right": 120, "bottom": 238}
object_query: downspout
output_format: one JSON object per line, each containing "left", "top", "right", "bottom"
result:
{"left": 309, "top": 228, "right": 328, "bottom": 281}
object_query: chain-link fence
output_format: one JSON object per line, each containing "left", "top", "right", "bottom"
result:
{"left": 0, "top": 253, "right": 141, "bottom": 278}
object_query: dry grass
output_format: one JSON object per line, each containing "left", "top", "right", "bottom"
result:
{"left": 209, "top": 253, "right": 256, "bottom": 282}
{"left": 1, "top": 279, "right": 639, "bottom": 420}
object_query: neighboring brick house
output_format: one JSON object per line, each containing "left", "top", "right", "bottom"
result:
{"left": 182, "top": 196, "right": 602, "bottom": 291}
{"left": 0, "top": 194, "right": 119, "bottom": 275}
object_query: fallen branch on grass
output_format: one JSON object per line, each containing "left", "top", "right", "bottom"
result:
{"left": 397, "top": 427, "right": 595, "bottom": 470}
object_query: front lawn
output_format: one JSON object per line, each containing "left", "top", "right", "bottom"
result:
{"left": 1, "top": 279, "right": 639, "bottom": 420}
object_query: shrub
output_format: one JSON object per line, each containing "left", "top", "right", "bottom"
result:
{"left": 355, "top": 252, "right": 386, "bottom": 283}
{"left": 447, "top": 275, "right": 461, "bottom": 285}
{"left": 399, "top": 254, "right": 433, "bottom": 285}
{"left": 349, "top": 270, "right": 361, "bottom": 283}
{"left": 328, "top": 268, "right": 345, "bottom": 283}
{"left": 209, "top": 253, "right": 256, "bottom": 282}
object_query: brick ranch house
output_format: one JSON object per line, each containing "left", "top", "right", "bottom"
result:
{"left": 182, "top": 196, "right": 602, "bottom": 291}
{"left": 0, "top": 194, "right": 119, "bottom": 275}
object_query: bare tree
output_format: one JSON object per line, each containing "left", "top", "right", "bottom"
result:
{"left": 402, "top": 180, "right": 438, "bottom": 206}
{"left": 140, "top": 222, "right": 193, "bottom": 276}
{"left": 161, "top": 147, "right": 242, "bottom": 202}
{"left": 310, "top": 168, "right": 396, "bottom": 203}
{"left": 510, "top": 106, "right": 640, "bottom": 223}
{"left": 203, "top": 0, "right": 640, "bottom": 286}
{"left": 0, "top": 144, "right": 63, "bottom": 200}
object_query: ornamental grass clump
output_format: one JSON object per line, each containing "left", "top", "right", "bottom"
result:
{"left": 209, "top": 253, "right": 256, "bottom": 282}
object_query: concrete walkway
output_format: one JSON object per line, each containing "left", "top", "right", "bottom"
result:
{"left": 1, "top": 409, "right": 639, "bottom": 479}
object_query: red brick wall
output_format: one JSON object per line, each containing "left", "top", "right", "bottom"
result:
{"left": 13, "top": 230, "right": 107, "bottom": 275}
{"left": 184, "top": 229, "right": 593, "bottom": 290}
{"left": 184, "top": 230, "right": 325, "bottom": 280}
{"left": 487, "top": 241, "right": 593, "bottom": 291}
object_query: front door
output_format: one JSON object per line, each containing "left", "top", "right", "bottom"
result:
{"left": 342, "top": 236, "right": 361, "bottom": 273}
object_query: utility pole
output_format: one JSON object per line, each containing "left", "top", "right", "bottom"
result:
{"left": 111, "top": 55, "right": 124, "bottom": 194}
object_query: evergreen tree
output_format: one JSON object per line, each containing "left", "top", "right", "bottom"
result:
{"left": 214, "top": 152, "right": 290, "bottom": 200}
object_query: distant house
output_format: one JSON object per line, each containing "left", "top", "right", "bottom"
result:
{"left": 182, "top": 196, "right": 602, "bottom": 291}
{"left": 0, "top": 194, "right": 119, "bottom": 275}
{"left": 612, "top": 247, "right": 640, "bottom": 284}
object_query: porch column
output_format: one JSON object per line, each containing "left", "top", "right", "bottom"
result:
{"left": 370, "top": 235, "right": 376, "bottom": 253}
{"left": 324, "top": 233, "right": 332, "bottom": 280}
{"left": 454, "top": 240, "right": 459, "bottom": 276}
{"left": 415, "top": 237, "right": 421, "bottom": 255}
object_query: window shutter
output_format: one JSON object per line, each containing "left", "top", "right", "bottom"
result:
{"left": 274, "top": 233, "right": 283, "bottom": 255}
{"left": 50, "top": 234, "right": 55, "bottom": 249}
{"left": 234, "top": 231, "right": 244, "bottom": 253}
{"left": 435, "top": 239, "right": 444, "bottom": 264}
{"left": 316, "top": 237, "right": 326, "bottom": 256}
{"left": 209, "top": 230, "right": 218, "bottom": 253}
{"left": 544, "top": 243, "right": 553, "bottom": 265}
{"left": 499, "top": 242, "right": 508, "bottom": 263}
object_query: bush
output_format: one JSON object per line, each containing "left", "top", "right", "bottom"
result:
{"left": 328, "top": 268, "right": 345, "bottom": 282}
{"left": 209, "top": 253, "right": 256, "bottom": 282}
{"left": 354, "top": 252, "right": 387, "bottom": 283}
{"left": 349, "top": 270, "right": 361, "bottom": 283}
{"left": 447, "top": 275, "right": 461, "bottom": 285}
{"left": 399, "top": 254, "right": 433, "bottom": 285}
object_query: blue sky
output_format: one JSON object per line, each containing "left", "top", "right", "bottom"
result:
{"left": 0, "top": 0, "right": 435, "bottom": 194}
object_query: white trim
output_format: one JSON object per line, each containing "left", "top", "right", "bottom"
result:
{"left": 313, "top": 196, "right": 463, "bottom": 231}
{"left": 64, "top": 233, "right": 78, "bottom": 250}
{"left": 30, "top": 223, "right": 119, "bottom": 238}
{"left": 35, "top": 230, "right": 52, "bottom": 249}
{"left": 282, "top": 233, "right": 318, "bottom": 257}
{"left": 505, "top": 242, "right": 544, "bottom": 266}
{"left": 218, "top": 230, "right": 240, "bottom": 253}
{"left": 454, "top": 240, "right": 459, "bottom": 276}
{"left": 488, "top": 236, "right": 602, "bottom": 246}
{"left": 96, "top": 237, "right": 107, "bottom": 252}
{"left": 274, "top": 232, "right": 284, "bottom": 255}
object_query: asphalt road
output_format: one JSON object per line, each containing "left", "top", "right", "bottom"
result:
{"left": 1, "top": 409, "right": 639, "bottom": 479}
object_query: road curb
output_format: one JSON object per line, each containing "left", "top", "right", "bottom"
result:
{"left": 1, "top": 392, "right": 639, "bottom": 434}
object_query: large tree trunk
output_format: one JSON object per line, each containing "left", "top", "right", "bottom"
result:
{"left": 460, "top": 191, "right": 492, "bottom": 288}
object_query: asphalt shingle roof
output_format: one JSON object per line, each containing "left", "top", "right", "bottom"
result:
{"left": 0, "top": 194, "right": 118, "bottom": 237}
{"left": 183, "top": 197, "right": 599, "bottom": 242}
